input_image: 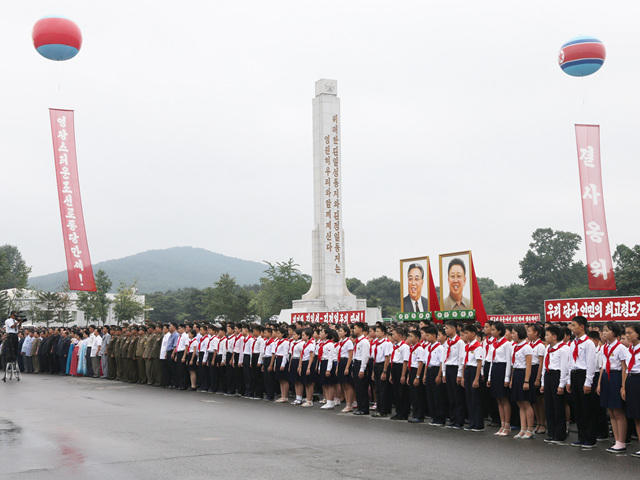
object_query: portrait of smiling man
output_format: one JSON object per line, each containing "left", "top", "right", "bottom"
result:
{"left": 440, "top": 253, "right": 473, "bottom": 311}
{"left": 401, "top": 258, "right": 430, "bottom": 312}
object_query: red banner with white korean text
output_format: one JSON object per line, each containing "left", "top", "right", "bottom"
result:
{"left": 49, "top": 109, "right": 96, "bottom": 291}
{"left": 291, "top": 311, "right": 365, "bottom": 324}
{"left": 575, "top": 124, "right": 616, "bottom": 290}
{"left": 487, "top": 314, "right": 541, "bottom": 324}
{"left": 545, "top": 297, "right": 640, "bottom": 322}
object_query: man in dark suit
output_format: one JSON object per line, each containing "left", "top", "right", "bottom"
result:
{"left": 402, "top": 263, "right": 428, "bottom": 312}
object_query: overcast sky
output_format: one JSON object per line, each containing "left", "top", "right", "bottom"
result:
{"left": 1, "top": 0, "right": 638, "bottom": 287}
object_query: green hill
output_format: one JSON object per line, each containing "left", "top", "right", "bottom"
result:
{"left": 29, "top": 247, "right": 266, "bottom": 293}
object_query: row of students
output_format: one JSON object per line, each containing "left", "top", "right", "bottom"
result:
{"left": 30, "top": 316, "right": 640, "bottom": 457}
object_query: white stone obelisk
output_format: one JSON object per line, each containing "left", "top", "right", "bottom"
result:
{"left": 280, "top": 79, "right": 380, "bottom": 324}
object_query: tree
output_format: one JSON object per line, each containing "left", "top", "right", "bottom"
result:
{"left": 206, "top": 273, "right": 254, "bottom": 321}
{"left": 35, "top": 290, "right": 58, "bottom": 327}
{"left": 113, "top": 282, "right": 144, "bottom": 325}
{"left": 77, "top": 269, "right": 113, "bottom": 325}
{"left": 519, "top": 228, "right": 583, "bottom": 290}
{"left": 0, "top": 245, "right": 31, "bottom": 289}
{"left": 251, "top": 260, "right": 310, "bottom": 320}
{"left": 0, "top": 290, "right": 8, "bottom": 317}
{"left": 613, "top": 244, "right": 640, "bottom": 295}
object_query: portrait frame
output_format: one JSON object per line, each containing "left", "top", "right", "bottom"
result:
{"left": 439, "top": 251, "right": 474, "bottom": 311}
{"left": 400, "top": 256, "right": 430, "bottom": 313}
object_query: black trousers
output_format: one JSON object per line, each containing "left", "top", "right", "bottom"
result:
{"left": 570, "top": 369, "right": 597, "bottom": 444}
{"left": 251, "top": 353, "right": 263, "bottom": 397}
{"left": 197, "top": 352, "right": 207, "bottom": 390}
{"left": 464, "top": 366, "right": 483, "bottom": 429}
{"left": 85, "top": 347, "right": 93, "bottom": 376}
{"left": 482, "top": 362, "right": 499, "bottom": 422}
{"left": 425, "top": 366, "right": 446, "bottom": 423}
{"left": 373, "top": 362, "right": 390, "bottom": 414}
{"left": 225, "top": 353, "right": 235, "bottom": 393}
{"left": 159, "top": 359, "right": 169, "bottom": 386}
{"left": 408, "top": 367, "right": 425, "bottom": 419}
{"left": 592, "top": 372, "right": 609, "bottom": 439}
{"left": 352, "top": 360, "right": 369, "bottom": 413}
{"left": 391, "top": 363, "right": 409, "bottom": 418}
{"left": 176, "top": 352, "right": 186, "bottom": 389}
{"left": 262, "top": 357, "right": 274, "bottom": 399}
{"left": 445, "top": 365, "right": 465, "bottom": 427}
{"left": 243, "top": 354, "right": 253, "bottom": 395}
{"left": 544, "top": 370, "right": 567, "bottom": 441}
{"left": 234, "top": 353, "right": 244, "bottom": 395}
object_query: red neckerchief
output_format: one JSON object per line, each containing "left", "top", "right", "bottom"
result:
{"left": 374, "top": 338, "right": 388, "bottom": 360}
{"left": 628, "top": 344, "right": 640, "bottom": 372}
{"left": 252, "top": 336, "right": 260, "bottom": 353}
{"left": 317, "top": 340, "right": 327, "bottom": 360}
{"left": 511, "top": 341, "right": 528, "bottom": 364}
{"left": 529, "top": 339, "right": 543, "bottom": 351}
{"left": 370, "top": 338, "right": 379, "bottom": 356}
{"left": 392, "top": 341, "right": 406, "bottom": 362}
{"left": 484, "top": 336, "right": 495, "bottom": 357}
{"left": 187, "top": 338, "right": 197, "bottom": 352}
{"left": 301, "top": 339, "right": 314, "bottom": 359}
{"left": 426, "top": 342, "right": 440, "bottom": 367}
{"left": 198, "top": 336, "right": 208, "bottom": 351}
{"left": 603, "top": 340, "right": 621, "bottom": 378}
{"left": 465, "top": 341, "right": 481, "bottom": 364}
{"left": 544, "top": 341, "right": 566, "bottom": 370}
{"left": 337, "top": 338, "right": 349, "bottom": 360}
{"left": 444, "top": 335, "right": 460, "bottom": 363}
{"left": 275, "top": 338, "right": 287, "bottom": 354}
{"left": 491, "top": 337, "right": 508, "bottom": 362}
{"left": 572, "top": 336, "right": 588, "bottom": 361}
{"left": 409, "top": 343, "right": 421, "bottom": 367}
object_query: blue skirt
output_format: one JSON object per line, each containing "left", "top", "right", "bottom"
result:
{"left": 274, "top": 356, "right": 287, "bottom": 382}
{"left": 510, "top": 368, "right": 533, "bottom": 404}
{"left": 301, "top": 360, "right": 315, "bottom": 385}
{"left": 600, "top": 370, "right": 623, "bottom": 409}
{"left": 337, "top": 357, "right": 352, "bottom": 384}
{"left": 626, "top": 374, "right": 640, "bottom": 419}
{"left": 289, "top": 358, "right": 301, "bottom": 383}
{"left": 318, "top": 359, "right": 337, "bottom": 385}
{"left": 490, "top": 362, "right": 508, "bottom": 399}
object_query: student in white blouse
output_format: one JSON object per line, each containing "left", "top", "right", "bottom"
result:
{"left": 487, "top": 321, "right": 513, "bottom": 436}
{"left": 273, "top": 327, "right": 291, "bottom": 403}
{"left": 509, "top": 325, "right": 534, "bottom": 439}
{"left": 623, "top": 324, "right": 640, "bottom": 458}
{"left": 540, "top": 324, "right": 570, "bottom": 444}
{"left": 526, "top": 323, "right": 546, "bottom": 435}
{"left": 596, "top": 322, "right": 631, "bottom": 454}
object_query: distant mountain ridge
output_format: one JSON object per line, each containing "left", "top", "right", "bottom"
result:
{"left": 29, "top": 247, "right": 267, "bottom": 293}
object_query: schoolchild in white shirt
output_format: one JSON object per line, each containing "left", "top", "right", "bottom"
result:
{"left": 273, "top": 327, "right": 291, "bottom": 403}
{"left": 421, "top": 325, "right": 446, "bottom": 426}
{"left": 336, "top": 325, "right": 356, "bottom": 413}
{"left": 622, "top": 324, "right": 640, "bottom": 458}
{"left": 406, "top": 330, "right": 425, "bottom": 423}
{"left": 318, "top": 327, "right": 339, "bottom": 410}
{"left": 596, "top": 322, "right": 631, "bottom": 454}
{"left": 298, "top": 328, "right": 316, "bottom": 407}
{"left": 461, "top": 324, "right": 484, "bottom": 432}
{"left": 527, "top": 323, "right": 546, "bottom": 434}
{"left": 487, "top": 321, "right": 513, "bottom": 436}
{"left": 510, "top": 324, "right": 535, "bottom": 439}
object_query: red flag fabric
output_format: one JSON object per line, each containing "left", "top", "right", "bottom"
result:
{"left": 428, "top": 261, "right": 440, "bottom": 313}
{"left": 575, "top": 124, "right": 616, "bottom": 290}
{"left": 470, "top": 256, "right": 487, "bottom": 325}
{"left": 49, "top": 109, "right": 96, "bottom": 291}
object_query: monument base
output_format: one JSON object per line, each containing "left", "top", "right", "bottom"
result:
{"left": 278, "top": 299, "right": 382, "bottom": 325}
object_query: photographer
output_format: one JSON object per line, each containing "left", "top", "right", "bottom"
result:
{"left": 3, "top": 311, "right": 23, "bottom": 364}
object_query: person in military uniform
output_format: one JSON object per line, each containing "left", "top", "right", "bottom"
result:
{"left": 143, "top": 325, "right": 156, "bottom": 385}
{"left": 117, "top": 327, "right": 129, "bottom": 381}
{"left": 135, "top": 326, "right": 147, "bottom": 384}
{"left": 127, "top": 326, "right": 139, "bottom": 383}
{"left": 150, "top": 324, "right": 164, "bottom": 386}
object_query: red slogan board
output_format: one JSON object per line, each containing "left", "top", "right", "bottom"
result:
{"left": 545, "top": 296, "right": 640, "bottom": 323}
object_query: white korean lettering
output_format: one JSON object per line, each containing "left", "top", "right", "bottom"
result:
{"left": 590, "top": 259, "right": 609, "bottom": 280}
{"left": 585, "top": 220, "right": 605, "bottom": 243}
{"left": 579, "top": 145, "right": 595, "bottom": 168}
{"left": 583, "top": 183, "right": 602, "bottom": 206}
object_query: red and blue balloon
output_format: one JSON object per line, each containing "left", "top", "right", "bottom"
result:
{"left": 558, "top": 36, "right": 605, "bottom": 77}
{"left": 32, "top": 17, "right": 82, "bottom": 61}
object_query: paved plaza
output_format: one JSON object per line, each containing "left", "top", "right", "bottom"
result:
{"left": 1, "top": 375, "right": 636, "bottom": 479}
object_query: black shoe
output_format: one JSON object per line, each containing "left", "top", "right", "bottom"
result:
{"left": 543, "top": 437, "right": 554, "bottom": 444}
{"left": 570, "top": 441, "right": 584, "bottom": 447}
{"left": 352, "top": 410, "right": 367, "bottom": 416}
{"left": 606, "top": 446, "right": 626, "bottom": 455}
{"left": 390, "top": 415, "right": 407, "bottom": 420}
{"left": 408, "top": 418, "right": 424, "bottom": 423}
{"left": 581, "top": 442, "right": 596, "bottom": 450}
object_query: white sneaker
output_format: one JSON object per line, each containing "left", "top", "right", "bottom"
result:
{"left": 291, "top": 399, "right": 302, "bottom": 406}
{"left": 302, "top": 401, "right": 313, "bottom": 408}
{"left": 321, "top": 401, "right": 335, "bottom": 409}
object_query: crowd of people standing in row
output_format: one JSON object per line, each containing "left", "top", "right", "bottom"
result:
{"left": 2, "top": 313, "right": 640, "bottom": 457}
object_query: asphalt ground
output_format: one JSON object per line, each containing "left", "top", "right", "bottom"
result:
{"left": 1, "top": 374, "right": 638, "bottom": 479}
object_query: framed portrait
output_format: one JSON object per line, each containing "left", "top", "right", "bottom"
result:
{"left": 400, "top": 256, "right": 430, "bottom": 313}
{"left": 439, "top": 251, "right": 473, "bottom": 311}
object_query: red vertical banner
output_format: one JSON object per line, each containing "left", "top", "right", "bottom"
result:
{"left": 575, "top": 124, "right": 616, "bottom": 290}
{"left": 49, "top": 109, "right": 96, "bottom": 291}
{"left": 470, "top": 256, "right": 488, "bottom": 325}
{"left": 428, "top": 264, "right": 440, "bottom": 313}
